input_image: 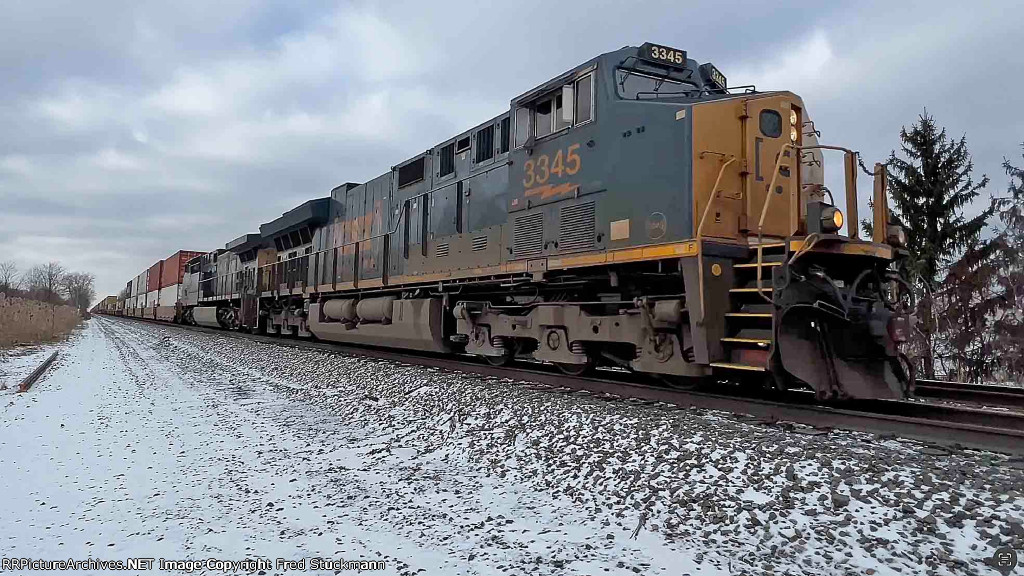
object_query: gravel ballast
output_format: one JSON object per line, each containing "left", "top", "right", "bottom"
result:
{"left": 1, "top": 317, "right": 1021, "bottom": 575}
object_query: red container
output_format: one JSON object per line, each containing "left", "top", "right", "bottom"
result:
{"left": 147, "top": 261, "right": 163, "bottom": 293}
{"left": 160, "top": 250, "right": 204, "bottom": 289}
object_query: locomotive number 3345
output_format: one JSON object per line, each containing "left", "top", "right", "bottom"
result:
{"left": 523, "top": 144, "right": 581, "bottom": 188}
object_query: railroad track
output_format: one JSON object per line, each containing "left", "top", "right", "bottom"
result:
{"left": 99, "top": 315, "right": 1024, "bottom": 455}
{"left": 915, "top": 378, "right": 1024, "bottom": 409}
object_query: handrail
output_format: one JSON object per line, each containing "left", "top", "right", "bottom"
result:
{"left": 696, "top": 154, "right": 736, "bottom": 324}
{"left": 755, "top": 143, "right": 862, "bottom": 304}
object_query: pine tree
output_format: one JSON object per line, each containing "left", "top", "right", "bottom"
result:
{"left": 884, "top": 111, "right": 992, "bottom": 378}
{"left": 990, "top": 147, "right": 1024, "bottom": 380}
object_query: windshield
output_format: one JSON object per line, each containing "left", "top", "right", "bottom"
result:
{"left": 616, "top": 69, "right": 698, "bottom": 100}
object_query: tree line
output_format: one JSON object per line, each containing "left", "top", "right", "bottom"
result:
{"left": 0, "top": 261, "right": 96, "bottom": 315}
{"left": 871, "top": 111, "right": 1023, "bottom": 384}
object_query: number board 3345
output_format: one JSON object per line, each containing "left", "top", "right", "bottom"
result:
{"left": 640, "top": 42, "right": 687, "bottom": 68}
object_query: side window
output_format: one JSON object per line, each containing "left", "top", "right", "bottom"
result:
{"left": 514, "top": 107, "right": 530, "bottom": 148}
{"left": 535, "top": 98, "right": 553, "bottom": 138}
{"left": 438, "top": 142, "right": 455, "bottom": 178}
{"left": 475, "top": 124, "right": 494, "bottom": 163}
{"left": 553, "top": 93, "right": 570, "bottom": 132}
{"left": 500, "top": 117, "right": 510, "bottom": 154}
{"left": 575, "top": 74, "right": 593, "bottom": 124}
{"left": 398, "top": 156, "right": 426, "bottom": 188}
{"left": 523, "top": 72, "right": 596, "bottom": 142}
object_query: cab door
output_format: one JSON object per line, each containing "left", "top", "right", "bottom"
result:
{"left": 744, "top": 95, "right": 800, "bottom": 238}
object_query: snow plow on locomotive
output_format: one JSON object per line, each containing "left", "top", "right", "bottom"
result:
{"left": 109, "top": 42, "right": 916, "bottom": 402}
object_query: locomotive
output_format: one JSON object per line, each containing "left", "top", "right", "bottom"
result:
{"left": 111, "top": 42, "right": 915, "bottom": 401}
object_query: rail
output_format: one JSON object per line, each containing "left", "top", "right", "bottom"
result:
{"left": 17, "top": 350, "right": 58, "bottom": 393}
{"left": 914, "top": 379, "right": 1024, "bottom": 410}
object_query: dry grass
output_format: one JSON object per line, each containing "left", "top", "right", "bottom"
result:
{"left": 0, "top": 293, "right": 82, "bottom": 348}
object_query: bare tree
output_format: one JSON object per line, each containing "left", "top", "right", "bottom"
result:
{"left": 0, "top": 260, "right": 19, "bottom": 294}
{"left": 23, "top": 262, "right": 67, "bottom": 336}
{"left": 25, "top": 262, "right": 66, "bottom": 305}
{"left": 62, "top": 272, "right": 96, "bottom": 314}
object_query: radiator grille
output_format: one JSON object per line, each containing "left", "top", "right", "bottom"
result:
{"left": 435, "top": 243, "right": 450, "bottom": 258}
{"left": 471, "top": 236, "right": 488, "bottom": 252}
{"left": 558, "top": 201, "right": 596, "bottom": 252}
{"left": 513, "top": 213, "right": 544, "bottom": 258}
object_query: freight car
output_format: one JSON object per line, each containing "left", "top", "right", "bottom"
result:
{"left": 118, "top": 43, "right": 916, "bottom": 401}
{"left": 113, "top": 250, "right": 203, "bottom": 320}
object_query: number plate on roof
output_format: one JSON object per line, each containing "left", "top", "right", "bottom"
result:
{"left": 699, "top": 63, "right": 727, "bottom": 90}
{"left": 640, "top": 42, "right": 687, "bottom": 68}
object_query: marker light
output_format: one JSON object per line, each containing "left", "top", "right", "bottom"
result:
{"left": 790, "top": 110, "right": 798, "bottom": 125}
{"left": 790, "top": 126, "right": 798, "bottom": 142}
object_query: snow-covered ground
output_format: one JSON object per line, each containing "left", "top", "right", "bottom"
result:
{"left": 1, "top": 317, "right": 1022, "bottom": 576}
{"left": 0, "top": 341, "right": 63, "bottom": 393}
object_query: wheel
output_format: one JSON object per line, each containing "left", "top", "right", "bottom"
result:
{"left": 555, "top": 355, "right": 595, "bottom": 376}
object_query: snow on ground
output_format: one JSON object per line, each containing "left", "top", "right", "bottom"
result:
{"left": 1, "top": 317, "right": 1022, "bottom": 576}
{"left": 0, "top": 341, "right": 63, "bottom": 394}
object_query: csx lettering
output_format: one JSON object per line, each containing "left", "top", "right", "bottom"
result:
{"left": 523, "top": 144, "right": 581, "bottom": 188}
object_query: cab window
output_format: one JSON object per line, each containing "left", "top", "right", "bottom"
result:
{"left": 514, "top": 72, "right": 596, "bottom": 148}
{"left": 535, "top": 99, "right": 553, "bottom": 138}
{"left": 575, "top": 73, "right": 593, "bottom": 124}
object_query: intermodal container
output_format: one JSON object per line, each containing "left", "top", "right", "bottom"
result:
{"left": 160, "top": 250, "right": 204, "bottom": 289}
{"left": 157, "top": 284, "right": 178, "bottom": 307}
{"left": 147, "top": 261, "right": 163, "bottom": 293}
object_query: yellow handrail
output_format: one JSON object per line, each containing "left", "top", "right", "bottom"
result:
{"left": 755, "top": 143, "right": 862, "bottom": 304}
{"left": 696, "top": 155, "right": 736, "bottom": 325}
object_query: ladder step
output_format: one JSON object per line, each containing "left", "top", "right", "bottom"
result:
{"left": 721, "top": 337, "right": 772, "bottom": 346}
{"left": 710, "top": 362, "right": 767, "bottom": 372}
{"left": 733, "top": 261, "right": 783, "bottom": 269}
{"left": 729, "top": 287, "right": 773, "bottom": 293}
{"left": 725, "top": 312, "right": 772, "bottom": 318}
{"left": 733, "top": 328, "right": 773, "bottom": 340}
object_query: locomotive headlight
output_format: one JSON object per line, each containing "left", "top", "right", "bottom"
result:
{"left": 790, "top": 110, "right": 798, "bottom": 125}
{"left": 790, "top": 126, "right": 798, "bottom": 142}
{"left": 821, "top": 206, "right": 844, "bottom": 232}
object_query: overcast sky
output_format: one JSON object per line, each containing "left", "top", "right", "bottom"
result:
{"left": 2, "top": 0, "right": 1022, "bottom": 301}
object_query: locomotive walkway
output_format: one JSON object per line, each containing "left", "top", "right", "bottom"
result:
{"left": 3, "top": 316, "right": 1023, "bottom": 575}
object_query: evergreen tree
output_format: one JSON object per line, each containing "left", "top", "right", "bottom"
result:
{"left": 990, "top": 148, "right": 1024, "bottom": 379}
{"left": 884, "top": 111, "right": 992, "bottom": 378}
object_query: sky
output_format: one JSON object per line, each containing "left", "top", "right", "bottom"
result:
{"left": 1, "top": 0, "right": 1021, "bottom": 302}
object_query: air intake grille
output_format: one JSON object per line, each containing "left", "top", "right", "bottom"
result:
{"left": 558, "top": 201, "right": 596, "bottom": 252}
{"left": 513, "top": 213, "right": 544, "bottom": 258}
{"left": 471, "top": 236, "right": 488, "bottom": 252}
{"left": 436, "top": 243, "right": 450, "bottom": 257}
